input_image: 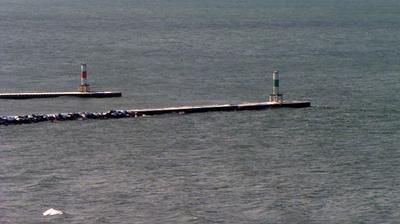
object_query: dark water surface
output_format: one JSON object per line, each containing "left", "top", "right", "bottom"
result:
{"left": 1, "top": 0, "right": 400, "bottom": 223}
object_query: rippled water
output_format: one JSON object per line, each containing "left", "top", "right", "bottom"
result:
{"left": 1, "top": 0, "right": 400, "bottom": 223}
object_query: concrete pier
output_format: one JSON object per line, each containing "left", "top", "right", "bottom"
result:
{"left": 0, "top": 101, "right": 310, "bottom": 126}
{"left": 0, "top": 91, "right": 122, "bottom": 99}
{"left": 0, "top": 64, "right": 121, "bottom": 99}
{"left": 132, "top": 101, "right": 310, "bottom": 116}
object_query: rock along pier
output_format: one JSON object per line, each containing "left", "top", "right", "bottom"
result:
{"left": 0, "top": 70, "right": 310, "bottom": 126}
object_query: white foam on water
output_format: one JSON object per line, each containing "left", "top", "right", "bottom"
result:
{"left": 43, "top": 208, "right": 63, "bottom": 216}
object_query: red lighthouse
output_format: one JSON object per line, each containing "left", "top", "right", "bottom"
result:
{"left": 78, "top": 63, "right": 90, "bottom": 92}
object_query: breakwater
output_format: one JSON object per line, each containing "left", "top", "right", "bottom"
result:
{"left": 0, "top": 91, "right": 122, "bottom": 99}
{"left": 0, "top": 101, "right": 310, "bottom": 126}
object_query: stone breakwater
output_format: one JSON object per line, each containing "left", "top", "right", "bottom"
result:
{"left": 0, "top": 101, "right": 311, "bottom": 126}
{"left": 0, "top": 110, "right": 137, "bottom": 125}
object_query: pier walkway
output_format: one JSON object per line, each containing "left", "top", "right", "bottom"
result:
{"left": 0, "top": 101, "right": 310, "bottom": 125}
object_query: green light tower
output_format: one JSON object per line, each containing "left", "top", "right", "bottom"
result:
{"left": 269, "top": 70, "right": 283, "bottom": 103}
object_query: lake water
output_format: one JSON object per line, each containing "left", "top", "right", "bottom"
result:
{"left": 1, "top": 0, "right": 399, "bottom": 223}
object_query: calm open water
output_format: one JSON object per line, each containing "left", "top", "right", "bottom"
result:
{"left": 1, "top": 0, "right": 400, "bottom": 223}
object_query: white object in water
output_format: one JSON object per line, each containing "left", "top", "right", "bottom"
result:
{"left": 43, "top": 208, "right": 63, "bottom": 216}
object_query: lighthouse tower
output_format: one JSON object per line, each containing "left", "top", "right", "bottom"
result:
{"left": 77, "top": 63, "right": 90, "bottom": 92}
{"left": 268, "top": 70, "right": 283, "bottom": 103}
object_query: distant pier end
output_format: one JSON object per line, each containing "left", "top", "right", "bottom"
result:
{"left": 0, "top": 64, "right": 122, "bottom": 99}
{"left": 0, "top": 92, "right": 122, "bottom": 99}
